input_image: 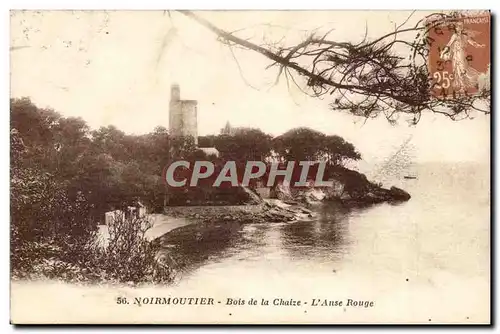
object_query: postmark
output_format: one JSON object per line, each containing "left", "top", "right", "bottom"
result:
{"left": 426, "top": 13, "right": 490, "bottom": 99}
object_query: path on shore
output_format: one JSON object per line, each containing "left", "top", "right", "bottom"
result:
{"left": 97, "top": 214, "right": 193, "bottom": 247}
{"left": 144, "top": 214, "right": 193, "bottom": 241}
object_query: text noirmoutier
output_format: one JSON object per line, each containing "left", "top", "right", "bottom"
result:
{"left": 130, "top": 297, "right": 375, "bottom": 308}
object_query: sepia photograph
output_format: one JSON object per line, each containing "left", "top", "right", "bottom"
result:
{"left": 9, "top": 9, "right": 491, "bottom": 324}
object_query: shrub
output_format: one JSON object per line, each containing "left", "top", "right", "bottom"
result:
{"left": 86, "top": 215, "right": 174, "bottom": 284}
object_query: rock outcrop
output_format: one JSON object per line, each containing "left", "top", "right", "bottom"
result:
{"left": 165, "top": 199, "right": 315, "bottom": 225}
{"left": 388, "top": 186, "right": 411, "bottom": 201}
{"left": 268, "top": 166, "right": 411, "bottom": 207}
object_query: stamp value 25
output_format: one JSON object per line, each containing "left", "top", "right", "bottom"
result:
{"left": 427, "top": 13, "right": 490, "bottom": 98}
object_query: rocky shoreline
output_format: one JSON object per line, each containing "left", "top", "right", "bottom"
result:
{"left": 161, "top": 180, "right": 411, "bottom": 227}
{"left": 164, "top": 199, "right": 316, "bottom": 226}
{"left": 272, "top": 183, "right": 411, "bottom": 208}
{"left": 331, "top": 186, "right": 412, "bottom": 207}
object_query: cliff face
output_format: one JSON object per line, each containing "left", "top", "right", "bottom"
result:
{"left": 271, "top": 166, "right": 411, "bottom": 207}
{"left": 164, "top": 165, "right": 410, "bottom": 207}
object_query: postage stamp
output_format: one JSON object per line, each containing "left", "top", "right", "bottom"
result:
{"left": 427, "top": 13, "right": 491, "bottom": 98}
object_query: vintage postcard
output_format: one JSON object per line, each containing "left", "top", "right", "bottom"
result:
{"left": 10, "top": 10, "right": 491, "bottom": 324}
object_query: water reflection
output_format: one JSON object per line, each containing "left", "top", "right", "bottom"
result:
{"left": 281, "top": 203, "right": 351, "bottom": 261}
{"left": 157, "top": 221, "right": 247, "bottom": 271}
{"left": 158, "top": 202, "right": 362, "bottom": 275}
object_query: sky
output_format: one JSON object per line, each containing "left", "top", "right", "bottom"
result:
{"left": 10, "top": 10, "right": 490, "bottom": 167}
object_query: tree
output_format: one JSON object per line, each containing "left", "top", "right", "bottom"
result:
{"left": 177, "top": 10, "right": 490, "bottom": 124}
{"left": 168, "top": 135, "right": 196, "bottom": 160}
{"left": 272, "top": 127, "right": 326, "bottom": 162}
{"left": 324, "top": 135, "right": 361, "bottom": 166}
{"left": 11, "top": 98, "right": 64, "bottom": 171}
{"left": 213, "top": 128, "right": 273, "bottom": 163}
{"left": 198, "top": 135, "right": 217, "bottom": 148}
{"left": 10, "top": 98, "right": 61, "bottom": 149}
{"left": 90, "top": 126, "right": 130, "bottom": 162}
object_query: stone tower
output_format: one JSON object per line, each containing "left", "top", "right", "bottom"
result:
{"left": 169, "top": 84, "right": 198, "bottom": 145}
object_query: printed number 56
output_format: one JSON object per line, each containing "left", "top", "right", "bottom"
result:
{"left": 433, "top": 71, "right": 453, "bottom": 89}
{"left": 116, "top": 297, "right": 128, "bottom": 304}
